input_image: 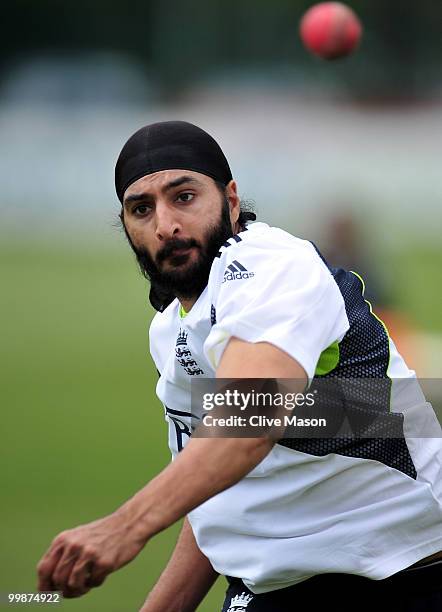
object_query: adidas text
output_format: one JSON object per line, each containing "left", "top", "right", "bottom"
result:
{"left": 222, "top": 271, "right": 255, "bottom": 283}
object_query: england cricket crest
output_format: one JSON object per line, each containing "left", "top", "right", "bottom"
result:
{"left": 226, "top": 591, "right": 254, "bottom": 612}
{"left": 175, "top": 328, "right": 204, "bottom": 376}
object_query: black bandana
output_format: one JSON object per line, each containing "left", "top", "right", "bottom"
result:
{"left": 115, "top": 120, "right": 233, "bottom": 202}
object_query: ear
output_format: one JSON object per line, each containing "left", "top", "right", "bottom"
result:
{"left": 225, "top": 180, "right": 240, "bottom": 226}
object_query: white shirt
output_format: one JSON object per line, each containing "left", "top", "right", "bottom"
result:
{"left": 149, "top": 222, "right": 442, "bottom": 594}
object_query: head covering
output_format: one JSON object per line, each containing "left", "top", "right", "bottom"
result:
{"left": 115, "top": 120, "right": 232, "bottom": 202}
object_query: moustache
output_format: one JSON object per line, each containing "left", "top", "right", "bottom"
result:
{"left": 156, "top": 238, "right": 201, "bottom": 264}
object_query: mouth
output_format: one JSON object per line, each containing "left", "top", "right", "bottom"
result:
{"left": 161, "top": 246, "right": 197, "bottom": 267}
{"left": 169, "top": 246, "right": 193, "bottom": 256}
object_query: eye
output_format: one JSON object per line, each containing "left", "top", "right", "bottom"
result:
{"left": 177, "top": 192, "right": 195, "bottom": 203}
{"left": 133, "top": 204, "right": 151, "bottom": 216}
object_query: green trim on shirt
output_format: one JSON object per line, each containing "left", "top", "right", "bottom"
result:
{"left": 179, "top": 304, "right": 188, "bottom": 319}
{"left": 315, "top": 341, "right": 340, "bottom": 376}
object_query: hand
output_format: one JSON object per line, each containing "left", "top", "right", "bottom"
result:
{"left": 37, "top": 510, "right": 147, "bottom": 598}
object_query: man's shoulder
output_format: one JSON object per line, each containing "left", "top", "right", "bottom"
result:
{"left": 212, "top": 222, "right": 322, "bottom": 270}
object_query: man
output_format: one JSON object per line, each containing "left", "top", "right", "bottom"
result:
{"left": 37, "top": 121, "right": 442, "bottom": 611}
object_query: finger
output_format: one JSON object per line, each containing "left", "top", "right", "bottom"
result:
{"left": 62, "top": 576, "right": 92, "bottom": 600}
{"left": 51, "top": 547, "right": 79, "bottom": 593}
{"left": 65, "top": 560, "right": 109, "bottom": 597}
{"left": 86, "top": 571, "right": 107, "bottom": 588}
{"left": 37, "top": 545, "right": 64, "bottom": 592}
{"left": 66, "top": 559, "right": 94, "bottom": 594}
{"left": 62, "top": 586, "right": 92, "bottom": 599}
{"left": 85, "top": 559, "right": 113, "bottom": 589}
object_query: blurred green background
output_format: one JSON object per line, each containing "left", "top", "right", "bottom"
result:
{"left": 0, "top": 238, "right": 228, "bottom": 610}
{"left": 1, "top": 1, "right": 442, "bottom": 610}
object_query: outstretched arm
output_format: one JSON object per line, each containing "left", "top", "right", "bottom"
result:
{"left": 37, "top": 339, "right": 306, "bottom": 598}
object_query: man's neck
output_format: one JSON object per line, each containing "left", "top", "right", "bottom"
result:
{"left": 178, "top": 296, "right": 198, "bottom": 313}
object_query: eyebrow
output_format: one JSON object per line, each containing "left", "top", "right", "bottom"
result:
{"left": 123, "top": 175, "right": 203, "bottom": 206}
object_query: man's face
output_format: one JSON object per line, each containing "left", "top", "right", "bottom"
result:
{"left": 121, "top": 169, "right": 239, "bottom": 300}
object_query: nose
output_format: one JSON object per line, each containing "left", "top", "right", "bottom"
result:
{"left": 154, "top": 203, "right": 181, "bottom": 241}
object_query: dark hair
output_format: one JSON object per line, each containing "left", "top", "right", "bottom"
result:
{"left": 214, "top": 181, "right": 257, "bottom": 230}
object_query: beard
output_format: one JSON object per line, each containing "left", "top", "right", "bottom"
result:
{"left": 125, "top": 198, "right": 234, "bottom": 308}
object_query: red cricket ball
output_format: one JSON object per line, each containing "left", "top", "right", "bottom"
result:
{"left": 300, "top": 2, "right": 362, "bottom": 60}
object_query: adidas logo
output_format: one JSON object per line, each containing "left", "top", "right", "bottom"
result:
{"left": 227, "top": 591, "right": 254, "bottom": 611}
{"left": 222, "top": 260, "right": 254, "bottom": 283}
